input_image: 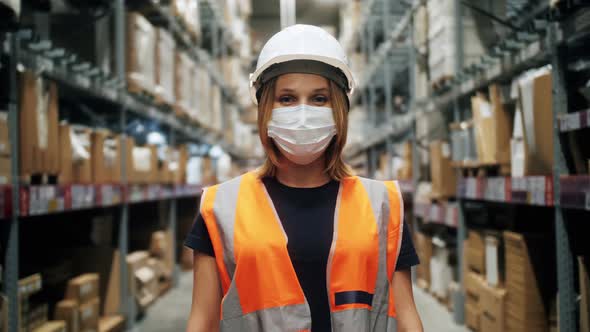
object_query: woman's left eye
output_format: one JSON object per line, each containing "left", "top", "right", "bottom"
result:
{"left": 312, "top": 95, "right": 328, "bottom": 104}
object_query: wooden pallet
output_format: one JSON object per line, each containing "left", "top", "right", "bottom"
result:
{"left": 452, "top": 160, "right": 511, "bottom": 177}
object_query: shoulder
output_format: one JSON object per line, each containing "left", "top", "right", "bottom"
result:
{"left": 345, "top": 176, "right": 401, "bottom": 194}
{"left": 201, "top": 171, "right": 259, "bottom": 207}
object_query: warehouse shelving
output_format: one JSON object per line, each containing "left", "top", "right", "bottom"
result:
{"left": 349, "top": 1, "right": 589, "bottom": 331}
{"left": 0, "top": 1, "right": 252, "bottom": 331}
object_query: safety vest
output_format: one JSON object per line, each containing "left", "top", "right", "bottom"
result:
{"left": 199, "top": 171, "right": 404, "bottom": 331}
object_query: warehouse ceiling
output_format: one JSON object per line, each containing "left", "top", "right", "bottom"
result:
{"left": 249, "top": 0, "right": 341, "bottom": 53}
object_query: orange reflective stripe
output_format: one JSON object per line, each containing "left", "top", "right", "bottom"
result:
{"left": 200, "top": 186, "right": 231, "bottom": 294}
{"left": 384, "top": 181, "right": 403, "bottom": 317}
{"left": 330, "top": 177, "right": 380, "bottom": 312}
{"left": 233, "top": 173, "right": 306, "bottom": 314}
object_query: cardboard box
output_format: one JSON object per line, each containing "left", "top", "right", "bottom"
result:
{"left": 19, "top": 71, "right": 60, "bottom": 175}
{"left": 127, "top": 13, "right": 156, "bottom": 95}
{"left": 131, "top": 145, "right": 157, "bottom": 184}
{"left": 516, "top": 67, "right": 554, "bottom": 175}
{"left": 32, "top": 321, "right": 66, "bottom": 332}
{"left": 58, "top": 123, "right": 73, "bottom": 183}
{"left": 471, "top": 86, "right": 512, "bottom": 165}
{"left": 465, "top": 271, "right": 485, "bottom": 299}
{"left": 91, "top": 130, "right": 120, "bottom": 183}
{"left": 415, "top": 232, "right": 433, "bottom": 284}
{"left": 0, "top": 112, "right": 10, "bottom": 156}
{"left": 54, "top": 300, "right": 79, "bottom": 332}
{"left": 78, "top": 298, "right": 99, "bottom": 332}
{"left": 70, "top": 127, "right": 93, "bottom": 184}
{"left": 98, "top": 315, "right": 125, "bottom": 332}
{"left": 65, "top": 274, "right": 99, "bottom": 305}
{"left": 174, "top": 51, "right": 194, "bottom": 118}
{"left": 429, "top": 140, "right": 456, "bottom": 199}
{"left": 155, "top": 28, "right": 176, "bottom": 106}
{"left": 0, "top": 156, "right": 11, "bottom": 185}
{"left": 121, "top": 136, "right": 135, "bottom": 184}
{"left": 127, "top": 251, "right": 158, "bottom": 310}
{"left": 465, "top": 300, "right": 481, "bottom": 331}
{"left": 466, "top": 231, "right": 486, "bottom": 274}
{"left": 479, "top": 282, "right": 506, "bottom": 332}
{"left": 149, "top": 231, "right": 167, "bottom": 258}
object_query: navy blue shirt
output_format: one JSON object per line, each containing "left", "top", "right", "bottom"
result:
{"left": 185, "top": 177, "right": 419, "bottom": 332}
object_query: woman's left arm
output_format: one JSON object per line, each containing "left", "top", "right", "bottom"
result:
{"left": 392, "top": 269, "right": 423, "bottom": 332}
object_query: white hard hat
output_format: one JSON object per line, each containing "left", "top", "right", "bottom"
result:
{"left": 249, "top": 24, "right": 355, "bottom": 105}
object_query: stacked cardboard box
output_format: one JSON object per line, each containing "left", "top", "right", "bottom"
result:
{"left": 148, "top": 231, "right": 174, "bottom": 295}
{"left": 429, "top": 140, "right": 456, "bottom": 199}
{"left": 97, "top": 315, "right": 125, "bottom": 332}
{"left": 130, "top": 144, "right": 158, "bottom": 184}
{"left": 471, "top": 85, "right": 512, "bottom": 165}
{"left": 449, "top": 120, "right": 478, "bottom": 164}
{"left": 465, "top": 271, "right": 484, "bottom": 331}
{"left": 0, "top": 113, "right": 11, "bottom": 184}
{"left": 126, "top": 13, "right": 156, "bottom": 96}
{"left": 91, "top": 130, "right": 120, "bottom": 184}
{"left": 465, "top": 230, "right": 486, "bottom": 274}
{"left": 512, "top": 67, "right": 554, "bottom": 176}
{"left": 70, "top": 127, "right": 94, "bottom": 184}
{"left": 19, "top": 72, "right": 60, "bottom": 177}
{"left": 155, "top": 28, "right": 176, "bottom": 106}
{"left": 503, "top": 232, "right": 549, "bottom": 332}
{"left": 397, "top": 142, "right": 413, "bottom": 180}
{"left": 58, "top": 273, "right": 100, "bottom": 332}
{"left": 33, "top": 321, "right": 66, "bottom": 332}
{"left": 126, "top": 252, "right": 158, "bottom": 312}
{"left": 415, "top": 232, "right": 433, "bottom": 287}
{"left": 172, "top": 0, "right": 201, "bottom": 41}
{"left": 18, "top": 274, "right": 45, "bottom": 331}
{"left": 174, "top": 51, "right": 194, "bottom": 118}
{"left": 479, "top": 280, "right": 507, "bottom": 332}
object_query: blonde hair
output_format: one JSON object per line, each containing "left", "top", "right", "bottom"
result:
{"left": 256, "top": 77, "right": 354, "bottom": 181}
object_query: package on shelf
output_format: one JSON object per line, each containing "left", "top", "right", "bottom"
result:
{"left": 19, "top": 71, "right": 60, "bottom": 176}
{"left": 186, "top": 156, "right": 203, "bottom": 185}
{"left": 78, "top": 297, "right": 99, "bottom": 332}
{"left": 174, "top": 51, "right": 194, "bottom": 118}
{"left": 485, "top": 233, "right": 504, "bottom": 287}
{"left": 396, "top": 141, "right": 413, "bottom": 180}
{"left": 580, "top": 257, "right": 590, "bottom": 332}
{"left": 131, "top": 144, "right": 158, "bottom": 184}
{"left": 449, "top": 120, "right": 478, "bottom": 164}
{"left": 426, "top": 0, "right": 503, "bottom": 83}
{"left": 211, "top": 85, "right": 223, "bottom": 132}
{"left": 416, "top": 111, "right": 446, "bottom": 164}
{"left": 0, "top": 154, "right": 10, "bottom": 185}
{"left": 91, "top": 130, "right": 120, "bottom": 184}
{"left": 429, "top": 241, "right": 453, "bottom": 299}
{"left": 479, "top": 281, "right": 507, "bottom": 332}
{"left": 513, "top": 66, "right": 554, "bottom": 176}
{"left": 503, "top": 231, "right": 553, "bottom": 332}
{"left": 415, "top": 232, "right": 433, "bottom": 286}
{"left": 222, "top": 56, "right": 244, "bottom": 89}
{"left": 55, "top": 299, "right": 79, "bottom": 332}
{"left": 172, "top": 0, "right": 201, "bottom": 41}
{"left": 127, "top": 13, "right": 156, "bottom": 96}
{"left": 69, "top": 126, "right": 94, "bottom": 184}
{"left": 65, "top": 273, "right": 100, "bottom": 304}
{"left": 429, "top": 140, "right": 456, "bottom": 199}
{"left": 155, "top": 28, "right": 176, "bottom": 106}
{"left": 217, "top": 153, "right": 233, "bottom": 183}
{"left": 0, "top": 112, "right": 10, "bottom": 156}
{"left": 32, "top": 321, "right": 66, "bottom": 332}
{"left": 471, "top": 86, "right": 513, "bottom": 165}
{"left": 188, "top": 64, "right": 202, "bottom": 123}
{"left": 126, "top": 251, "right": 158, "bottom": 311}
{"left": 224, "top": 105, "right": 239, "bottom": 144}
{"left": 465, "top": 230, "right": 486, "bottom": 274}
{"left": 98, "top": 315, "right": 125, "bottom": 332}
{"left": 464, "top": 271, "right": 485, "bottom": 331}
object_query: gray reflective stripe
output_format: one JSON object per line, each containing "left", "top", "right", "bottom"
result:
{"left": 358, "top": 178, "right": 391, "bottom": 315}
{"left": 392, "top": 181, "right": 405, "bottom": 276}
{"left": 333, "top": 308, "right": 397, "bottom": 332}
{"left": 212, "top": 176, "right": 243, "bottom": 280}
{"left": 326, "top": 183, "right": 343, "bottom": 329}
{"left": 220, "top": 279, "right": 243, "bottom": 320}
{"left": 220, "top": 303, "right": 312, "bottom": 332}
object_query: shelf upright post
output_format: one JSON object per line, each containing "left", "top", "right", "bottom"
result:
{"left": 114, "top": 0, "right": 134, "bottom": 327}
{"left": 382, "top": 0, "right": 393, "bottom": 124}
{"left": 220, "top": 29, "right": 228, "bottom": 135}
{"left": 4, "top": 31, "right": 21, "bottom": 332}
{"left": 452, "top": 0, "right": 466, "bottom": 325}
{"left": 549, "top": 22, "right": 577, "bottom": 332}
{"left": 168, "top": 129, "right": 179, "bottom": 287}
{"left": 368, "top": 20, "right": 377, "bottom": 127}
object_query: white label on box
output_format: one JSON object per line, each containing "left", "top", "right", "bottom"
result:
{"left": 80, "top": 283, "right": 93, "bottom": 297}
{"left": 485, "top": 238, "right": 499, "bottom": 287}
{"left": 585, "top": 192, "right": 590, "bottom": 211}
{"left": 81, "top": 306, "right": 94, "bottom": 320}
{"left": 442, "top": 143, "right": 451, "bottom": 158}
{"left": 479, "top": 101, "right": 493, "bottom": 118}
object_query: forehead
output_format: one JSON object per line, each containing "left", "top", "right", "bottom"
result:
{"left": 275, "top": 73, "right": 330, "bottom": 92}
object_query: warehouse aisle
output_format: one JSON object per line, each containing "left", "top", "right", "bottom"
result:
{"left": 134, "top": 272, "right": 193, "bottom": 332}
{"left": 413, "top": 287, "right": 469, "bottom": 332}
{"left": 134, "top": 271, "right": 467, "bottom": 332}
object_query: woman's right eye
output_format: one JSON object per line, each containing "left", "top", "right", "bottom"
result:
{"left": 278, "top": 95, "right": 296, "bottom": 104}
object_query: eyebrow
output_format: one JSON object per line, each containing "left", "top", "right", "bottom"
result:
{"left": 277, "top": 87, "right": 329, "bottom": 93}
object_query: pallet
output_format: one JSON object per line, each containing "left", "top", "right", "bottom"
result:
{"left": 20, "top": 173, "right": 59, "bottom": 185}
{"left": 431, "top": 75, "right": 454, "bottom": 91}
{"left": 452, "top": 160, "right": 511, "bottom": 177}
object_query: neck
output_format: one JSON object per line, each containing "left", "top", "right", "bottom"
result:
{"left": 275, "top": 155, "right": 331, "bottom": 188}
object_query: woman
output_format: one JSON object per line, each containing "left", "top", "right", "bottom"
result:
{"left": 186, "top": 24, "right": 423, "bottom": 332}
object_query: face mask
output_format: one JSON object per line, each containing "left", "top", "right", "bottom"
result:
{"left": 267, "top": 104, "right": 337, "bottom": 165}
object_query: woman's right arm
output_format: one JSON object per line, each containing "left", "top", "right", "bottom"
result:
{"left": 186, "top": 251, "right": 222, "bottom": 332}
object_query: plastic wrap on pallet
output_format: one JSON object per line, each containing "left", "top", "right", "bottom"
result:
{"left": 155, "top": 28, "right": 176, "bottom": 106}
{"left": 127, "top": 13, "right": 156, "bottom": 95}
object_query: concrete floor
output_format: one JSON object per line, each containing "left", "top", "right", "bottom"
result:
{"left": 134, "top": 271, "right": 469, "bottom": 332}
